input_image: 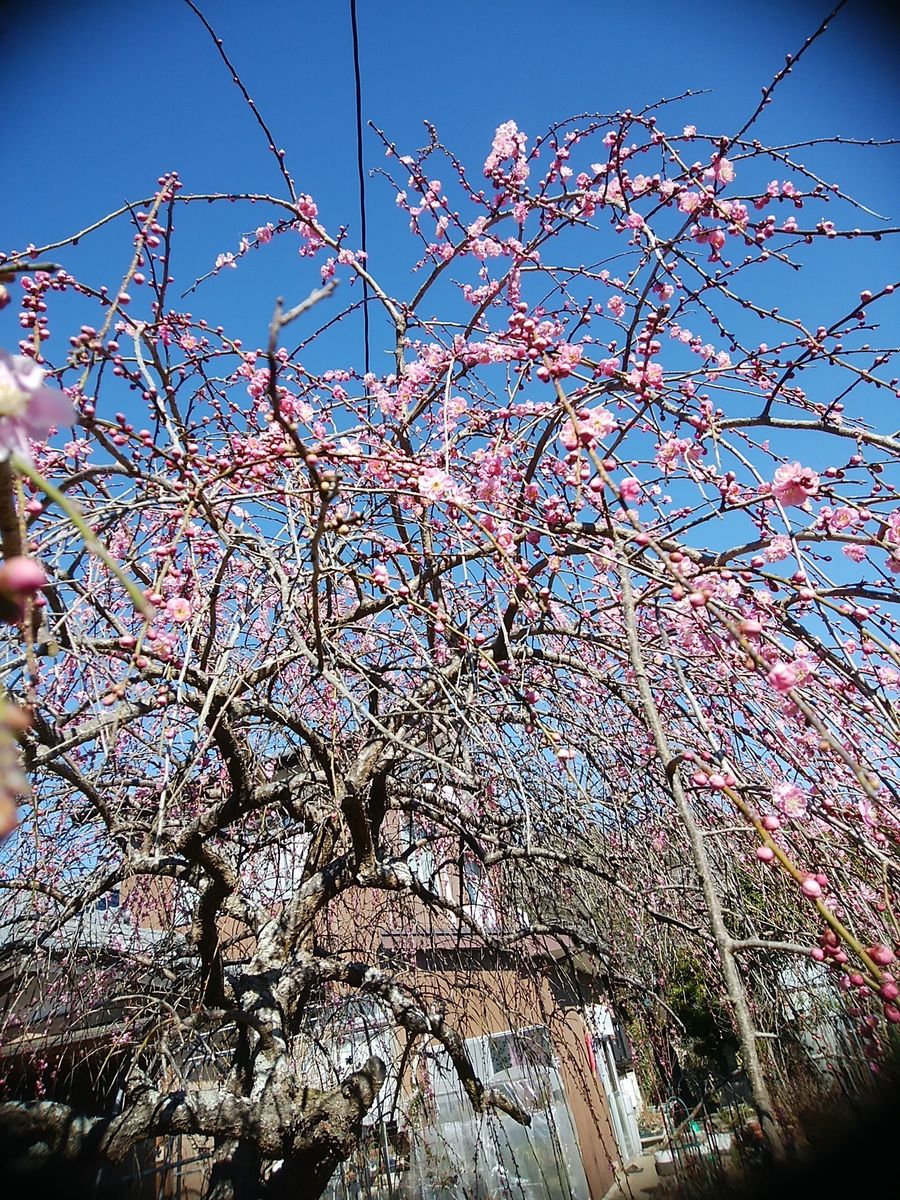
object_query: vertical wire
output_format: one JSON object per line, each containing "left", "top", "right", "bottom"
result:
{"left": 349, "top": 0, "right": 371, "bottom": 379}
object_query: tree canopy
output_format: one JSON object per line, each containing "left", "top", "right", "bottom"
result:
{"left": 1, "top": 32, "right": 899, "bottom": 1197}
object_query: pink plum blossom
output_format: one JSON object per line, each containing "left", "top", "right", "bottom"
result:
{"left": 772, "top": 781, "right": 809, "bottom": 820}
{"left": 419, "top": 467, "right": 451, "bottom": 501}
{"left": 705, "top": 156, "right": 735, "bottom": 184}
{"left": 767, "top": 662, "right": 797, "bottom": 693}
{"left": 418, "top": 466, "right": 469, "bottom": 507}
{"left": 771, "top": 462, "right": 820, "bottom": 508}
{"left": 0, "top": 350, "right": 73, "bottom": 462}
{"left": 484, "top": 121, "right": 529, "bottom": 184}
{"left": 655, "top": 436, "right": 700, "bottom": 475}
{"left": 619, "top": 478, "right": 642, "bottom": 504}
{"left": 678, "top": 191, "right": 702, "bottom": 214}
{"left": 559, "top": 406, "right": 617, "bottom": 452}
{"left": 764, "top": 536, "right": 792, "bottom": 563}
{"left": 165, "top": 597, "right": 192, "bottom": 624}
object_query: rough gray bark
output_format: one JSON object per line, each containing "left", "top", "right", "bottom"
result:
{"left": 0, "top": 1055, "right": 387, "bottom": 1200}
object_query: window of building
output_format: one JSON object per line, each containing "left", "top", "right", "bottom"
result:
{"left": 488, "top": 1024, "right": 554, "bottom": 1074}
{"left": 459, "top": 857, "right": 497, "bottom": 929}
{"left": 406, "top": 820, "right": 439, "bottom": 892}
{"left": 95, "top": 888, "right": 120, "bottom": 911}
{"left": 610, "top": 1019, "right": 633, "bottom": 1071}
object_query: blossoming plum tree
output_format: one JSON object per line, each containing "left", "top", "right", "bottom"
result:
{"left": 0, "top": 33, "right": 899, "bottom": 1199}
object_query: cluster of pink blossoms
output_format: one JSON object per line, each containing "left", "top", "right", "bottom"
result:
{"left": 770, "top": 461, "right": 820, "bottom": 508}
{"left": 558, "top": 405, "right": 617, "bottom": 453}
{"left": 417, "top": 466, "right": 469, "bottom": 508}
{"left": 483, "top": 119, "right": 530, "bottom": 189}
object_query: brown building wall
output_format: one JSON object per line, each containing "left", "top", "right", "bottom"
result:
{"left": 400, "top": 962, "right": 622, "bottom": 1200}
{"left": 553, "top": 1007, "right": 620, "bottom": 1199}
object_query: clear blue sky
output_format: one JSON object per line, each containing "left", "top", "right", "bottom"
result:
{"left": 1, "top": 0, "right": 897, "bottom": 360}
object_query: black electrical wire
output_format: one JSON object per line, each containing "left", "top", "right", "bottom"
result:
{"left": 349, "top": 0, "right": 371, "bottom": 378}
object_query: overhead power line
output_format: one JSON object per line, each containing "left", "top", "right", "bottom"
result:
{"left": 349, "top": 0, "right": 371, "bottom": 378}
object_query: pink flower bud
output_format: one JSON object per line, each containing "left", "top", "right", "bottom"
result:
{"left": 868, "top": 944, "right": 895, "bottom": 967}
{"left": 0, "top": 555, "right": 47, "bottom": 594}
